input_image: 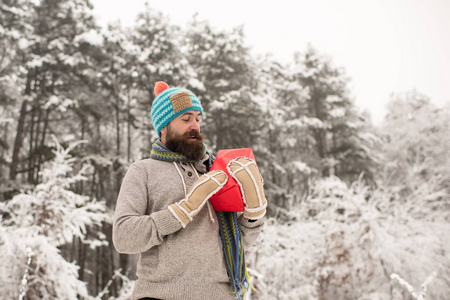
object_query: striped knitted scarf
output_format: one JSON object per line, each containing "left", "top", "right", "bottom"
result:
{"left": 150, "top": 140, "right": 250, "bottom": 299}
{"left": 150, "top": 139, "right": 208, "bottom": 163}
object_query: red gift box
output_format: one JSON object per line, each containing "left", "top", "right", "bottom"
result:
{"left": 210, "top": 148, "right": 256, "bottom": 212}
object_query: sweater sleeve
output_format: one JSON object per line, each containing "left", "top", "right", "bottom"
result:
{"left": 112, "top": 163, "right": 183, "bottom": 254}
{"left": 238, "top": 214, "right": 264, "bottom": 249}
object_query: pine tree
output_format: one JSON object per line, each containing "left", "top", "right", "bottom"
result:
{"left": 250, "top": 55, "right": 314, "bottom": 212}
{"left": 130, "top": 4, "right": 190, "bottom": 153}
{"left": 183, "top": 17, "right": 262, "bottom": 151}
{"left": 0, "top": 0, "right": 34, "bottom": 182}
{"left": 8, "top": 0, "right": 101, "bottom": 183}
{"left": 292, "top": 45, "right": 379, "bottom": 182}
{"left": 0, "top": 136, "right": 110, "bottom": 299}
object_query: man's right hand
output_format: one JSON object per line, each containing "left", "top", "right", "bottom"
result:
{"left": 169, "top": 170, "right": 227, "bottom": 227}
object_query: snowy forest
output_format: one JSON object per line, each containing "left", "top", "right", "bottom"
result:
{"left": 1, "top": 0, "right": 449, "bottom": 299}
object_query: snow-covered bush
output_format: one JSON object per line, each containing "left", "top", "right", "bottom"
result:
{"left": 248, "top": 176, "right": 449, "bottom": 300}
{"left": 0, "top": 136, "right": 111, "bottom": 299}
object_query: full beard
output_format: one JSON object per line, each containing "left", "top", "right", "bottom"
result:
{"left": 165, "top": 127, "right": 206, "bottom": 161}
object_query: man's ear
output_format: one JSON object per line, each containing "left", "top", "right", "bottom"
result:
{"left": 160, "top": 126, "right": 167, "bottom": 143}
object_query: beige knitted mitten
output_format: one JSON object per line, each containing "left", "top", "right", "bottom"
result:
{"left": 169, "top": 170, "right": 228, "bottom": 227}
{"left": 227, "top": 157, "right": 267, "bottom": 219}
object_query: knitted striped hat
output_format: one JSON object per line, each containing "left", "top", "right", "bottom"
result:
{"left": 151, "top": 81, "right": 203, "bottom": 137}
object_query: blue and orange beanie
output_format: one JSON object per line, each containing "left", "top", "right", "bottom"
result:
{"left": 151, "top": 81, "right": 203, "bottom": 137}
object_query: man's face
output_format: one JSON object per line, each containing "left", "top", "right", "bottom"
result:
{"left": 161, "top": 111, "right": 205, "bottom": 160}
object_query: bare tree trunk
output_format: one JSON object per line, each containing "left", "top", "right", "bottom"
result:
{"left": 90, "top": 167, "right": 97, "bottom": 199}
{"left": 78, "top": 236, "right": 86, "bottom": 281}
{"left": 95, "top": 246, "right": 101, "bottom": 295}
{"left": 81, "top": 114, "right": 86, "bottom": 140}
{"left": 109, "top": 235, "right": 118, "bottom": 296}
{"left": 28, "top": 103, "right": 36, "bottom": 183}
{"left": 0, "top": 121, "right": 10, "bottom": 178}
{"left": 115, "top": 95, "right": 121, "bottom": 156}
{"left": 331, "top": 130, "right": 338, "bottom": 176}
{"left": 35, "top": 109, "right": 49, "bottom": 182}
{"left": 31, "top": 106, "right": 43, "bottom": 183}
{"left": 10, "top": 100, "right": 28, "bottom": 180}
{"left": 127, "top": 96, "right": 131, "bottom": 162}
{"left": 95, "top": 117, "right": 101, "bottom": 153}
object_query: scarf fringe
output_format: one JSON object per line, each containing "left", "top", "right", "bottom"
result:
{"left": 217, "top": 211, "right": 250, "bottom": 299}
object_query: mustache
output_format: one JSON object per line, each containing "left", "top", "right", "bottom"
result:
{"left": 183, "top": 130, "right": 205, "bottom": 140}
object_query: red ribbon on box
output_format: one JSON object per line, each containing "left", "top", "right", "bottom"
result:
{"left": 210, "top": 148, "right": 256, "bottom": 212}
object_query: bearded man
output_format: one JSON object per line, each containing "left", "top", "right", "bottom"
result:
{"left": 112, "top": 82, "right": 266, "bottom": 300}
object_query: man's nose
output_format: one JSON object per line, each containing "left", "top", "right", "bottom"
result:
{"left": 189, "top": 120, "right": 200, "bottom": 131}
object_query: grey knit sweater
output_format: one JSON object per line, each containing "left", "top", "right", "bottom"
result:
{"left": 112, "top": 154, "right": 264, "bottom": 300}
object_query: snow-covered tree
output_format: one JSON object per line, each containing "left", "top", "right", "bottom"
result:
{"left": 380, "top": 91, "right": 450, "bottom": 219}
{"left": 129, "top": 4, "right": 193, "bottom": 153}
{"left": 90, "top": 22, "right": 139, "bottom": 160}
{"left": 0, "top": 136, "right": 111, "bottom": 299}
{"left": 8, "top": 0, "right": 102, "bottom": 182}
{"left": 183, "top": 17, "right": 262, "bottom": 151}
{"left": 248, "top": 46, "right": 381, "bottom": 216}
{"left": 249, "top": 55, "right": 314, "bottom": 213}
{"left": 292, "top": 45, "right": 379, "bottom": 182}
{"left": 0, "top": 0, "right": 34, "bottom": 180}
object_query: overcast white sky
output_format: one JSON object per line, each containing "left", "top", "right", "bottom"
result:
{"left": 91, "top": 0, "right": 450, "bottom": 124}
